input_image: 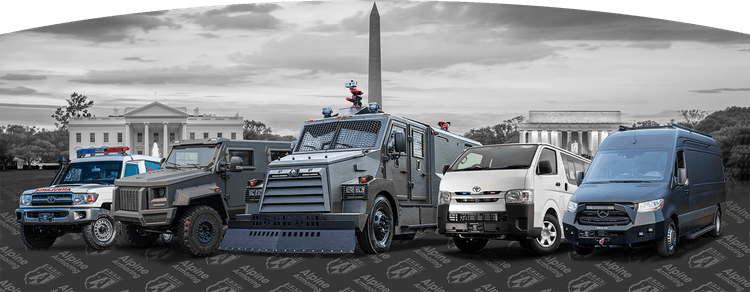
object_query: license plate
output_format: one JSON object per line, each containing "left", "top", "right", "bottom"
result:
{"left": 38, "top": 213, "right": 54, "bottom": 222}
{"left": 468, "top": 222, "right": 484, "bottom": 233}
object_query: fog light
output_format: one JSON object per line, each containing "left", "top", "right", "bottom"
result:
{"left": 638, "top": 232, "right": 644, "bottom": 237}
{"left": 647, "top": 228, "right": 653, "bottom": 233}
{"left": 75, "top": 211, "right": 86, "bottom": 220}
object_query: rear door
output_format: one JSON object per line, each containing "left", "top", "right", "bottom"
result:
{"left": 409, "top": 125, "right": 428, "bottom": 201}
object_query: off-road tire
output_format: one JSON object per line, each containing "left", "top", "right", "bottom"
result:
{"left": 657, "top": 217, "right": 677, "bottom": 258}
{"left": 176, "top": 205, "right": 224, "bottom": 257}
{"left": 356, "top": 196, "right": 394, "bottom": 254}
{"left": 81, "top": 209, "right": 120, "bottom": 250}
{"left": 20, "top": 224, "right": 57, "bottom": 250}
{"left": 709, "top": 208, "right": 721, "bottom": 238}
{"left": 121, "top": 224, "right": 159, "bottom": 248}
{"left": 524, "top": 213, "right": 562, "bottom": 255}
{"left": 574, "top": 245, "right": 594, "bottom": 255}
{"left": 453, "top": 237, "right": 489, "bottom": 253}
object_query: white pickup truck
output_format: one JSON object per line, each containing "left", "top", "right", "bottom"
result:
{"left": 15, "top": 146, "right": 162, "bottom": 250}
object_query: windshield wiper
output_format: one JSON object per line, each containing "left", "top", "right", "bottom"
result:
{"left": 493, "top": 165, "right": 529, "bottom": 170}
{"left": 454, "top": 165, "right": 491, "bottom": 171}
{"left": 607, "top": 180, "right": 652, "bottom": 183}
{"left": 187, "top": 163, "right": 203, "bottom": 170}
{"left": 166, "top": 161, "right": 181, "bottom": 170}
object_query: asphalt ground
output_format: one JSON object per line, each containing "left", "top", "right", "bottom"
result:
{"left": 0, "top": 169, "right": 748, "bottom": 292}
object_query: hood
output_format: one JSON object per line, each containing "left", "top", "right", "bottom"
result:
{"left": 114, "top": 168, "right": 211, "bottom": 187}
{"left": 572, "top": 182, "right": 669, "bottom": 203}
{"left": 269, "top": 150, "right": 370, "bottom": 168}
{"left": 440, "top": 169, "right": 528, "bottom": 193}
{"left": 24, "top": 184, "right": 114, "bottom": 195}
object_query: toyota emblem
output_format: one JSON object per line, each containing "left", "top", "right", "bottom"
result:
{"left": 597, "top": 210, "right": 609, "bottom": 218}
{"left": 46, "top": 196, "right": 56, "bottom": 203}
{"left": 472, "top": 186, "right": 481, "bottom": 193}
{"left": 289, "top": 169, "right": 299, "bottom": 177}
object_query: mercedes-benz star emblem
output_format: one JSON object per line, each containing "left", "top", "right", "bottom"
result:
{"left": 47, "top": 196, "right": 56, "bottom": 203}
{"left": 597, "top": 210, "right": 609, "bottom": 218}
{"left": 289, "top": 169, "right": 299, "bottom": 177}
{"left": 472, "top": 186, "right": 482, "bottom": 193}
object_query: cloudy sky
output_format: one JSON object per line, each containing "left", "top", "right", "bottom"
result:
{"left": 0, "top": 2, "right": 748, "bottom": 136}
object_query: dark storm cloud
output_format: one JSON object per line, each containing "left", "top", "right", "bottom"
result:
{"left": 183, "top": 4, "right": 283, "bottom": 30}
{"left": 27, "top": 14, "right": 180, "bottom": 42}
{"left": 69, "top": 65, "right": 265, "bottom": 86}
{"left": 689, "top": 88, "right": 750, "bottom": 94}
{"left": 123, "top": 57, "right": 156, "bottom": 62}
{"left": 0, "top": 73, "right": 47, "bottom": 81}
{"left": 0, "top": 86, "right": 49, "bottom": 95}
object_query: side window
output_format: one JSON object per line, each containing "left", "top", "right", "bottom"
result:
{"left": 228, "top": 150, "right": 254, "bottom": 166}
{"left": 124, "top": 163, "right": 140, "bottom": 177}
{"left": 412, "top": 130, "right": 424, "bottom": 158}
{"left": 537, "top": 148, "right": 558, "bottom": 175}
{"left": 145, "top": 161, "right": 160, "bottom": 172}
{"left": 269, "top": 150, "right": 291, "bottom": 163}
{"left": 674, "top": 150, "right": 686, "bottom": 178}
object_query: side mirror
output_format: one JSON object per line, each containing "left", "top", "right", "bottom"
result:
{"left": 442, "top": 164, "right": 451, "bottom": 175}
{"left": 393, "top": 132, "right": 407, "bottom": 153}
{"left": 290, "top": 141, "right": 297, "bottom": 151}
{"left": 537, "top": 160, "right": 553, "bottom": 175}
{"left": 229, "top": 156, "right": 244, "bottom": 172}
{"left": 676, "top": 168, "right": 688, "bottom": 186}
{"left": 576, "top": 171, "right": 585, "bottom": 186}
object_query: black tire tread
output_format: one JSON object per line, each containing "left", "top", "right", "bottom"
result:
{"left": 121, "top": 224, "right": 158, "bottom": 248}
{"left": 657, "top": 218, "right": 676, "bottom": 258}
{"left": 356, "top": 196, "right": 393, "bottom": 254}
{"left": 20, "top": 224, "right": 56, "bottom": 250}
{"left": 81, "top": 209, "right": 120, "bottom": 250}
{"left": 709, "top": 209, "right": 721, "bottom": 238}
{"left": 176, "top": 205, "right": 223, "bottom": 257}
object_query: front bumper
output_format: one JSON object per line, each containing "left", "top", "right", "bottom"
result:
{"left": 562, "top": 210, "right": 665, "bottom": 248}
{"left": 15, "top": 207, "right": 104, "bottom": 225}
{"left": 113, "top": 208, "right": 178, "bottom": 227}
{"left": 437, "top": 204, "right": 541, "bottom": 238}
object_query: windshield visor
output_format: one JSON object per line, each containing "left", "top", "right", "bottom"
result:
{"left": 61, "top": 161, "right": 123, "bottom": 184}
{"left": 584, "top": 149, "right": 670, "bottom": 183}
{"left": 450, "top": 144, "right": 539, "bottom": 172}
{"left": 166, "top": 146, "right": 216, "bottom": 166}
{"left": 296, "top": 120, "right": 382, "bottom": 152}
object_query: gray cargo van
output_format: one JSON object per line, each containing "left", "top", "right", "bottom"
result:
{"left": 563, "top": 123, "right": 727, "bottom": 258}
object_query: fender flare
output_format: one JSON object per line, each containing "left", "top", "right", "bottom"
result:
{"left": 174, "top": 184, "right": 229, "bottom": 221}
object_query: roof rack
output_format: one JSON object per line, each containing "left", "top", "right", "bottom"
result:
{"left": 618, "top": 123, "right": 712, "bottom": 138}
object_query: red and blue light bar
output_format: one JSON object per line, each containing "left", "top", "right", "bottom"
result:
{"left": 76, "top": 146, "right": 130, "bottom": 157}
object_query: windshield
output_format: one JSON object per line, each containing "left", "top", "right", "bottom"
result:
{"left": 60, "top": 161, "right": 123, "bottom": 185}
{"left": 583, "top": 149, "right": 670, "bottom": 183}
{"left": 166, "top": 146, "right": 216, "bottom": 166}
{"left": 296, "top": 120, "right": 382, "bottom": 152}
{"left": 450, "top": 144, "right": 539, "bottom": 171}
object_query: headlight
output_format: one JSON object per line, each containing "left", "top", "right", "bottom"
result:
{"left": 438, "top": 190, "right": 452, "bottom": 205}
{"left": 354, "top": 186, "right": 366, "bottom": 194}
{"left": 567, "top": 201, "right": 578, "bottom": 213}
{"left": 73, "top": 193, "right": 98, "bottom": 205}
{"left": 20, "top": 195, "right": 32, "bottom": 206}
{"left": 345, "top": 186, "right": 355, "bottom": 194}
{"left": 506, "top": 190, "right": 533, "bottom": 204}
{"left": 638, "top": 199, "right": 664, "bottom": 213}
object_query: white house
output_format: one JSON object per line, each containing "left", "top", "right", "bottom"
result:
{"left": 68, "top": 102, "right": 244, "bottom": 159}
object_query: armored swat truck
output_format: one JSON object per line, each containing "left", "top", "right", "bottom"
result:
{"left": 112, "top": 138, "right": 290, "bottom": 256}
{"left": 220, "top": 103, "right": 480, "bottom": 254}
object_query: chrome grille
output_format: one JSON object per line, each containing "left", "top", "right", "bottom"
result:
{"left": 260, "top": 175, "right": 327, "bottom": 213}
{"left": 31, "top": 193, "right": 73, "bottom": 206}
{"left": 448, "top": 212, "right": 506, "bottom": 222}
{"left": 245, "top": 188, "right": 261, "bottom": 203}
{"left": 577, "top": 204, "right": 634, "bottom": 226}
{"left": 117, "top": 187, "right": 142, "bottom": 212}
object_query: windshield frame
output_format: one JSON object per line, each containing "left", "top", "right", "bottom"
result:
{"left": 582, "top": 148, "right": 672, "bottom": 184}
{"left": 165, "top": 145, "right": 219, "bottom": 168}
{"left": 448, "top": 144, "right": 540, "bottom": 172}
{"left": 59, "top": 160, "right": 125, "bottom": 185}
{"left": 293, "top": 116, "right": 388, "bottom": 154}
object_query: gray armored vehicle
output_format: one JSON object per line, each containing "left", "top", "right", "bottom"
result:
{"left": 113, "top": 138, "right": 291, "bottom": 256}
{"left": 220, "top": 103, "right": 480, "bottom": 254}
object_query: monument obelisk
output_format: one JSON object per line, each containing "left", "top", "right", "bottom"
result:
{"left": 368, "top": 3, "right": 382, "bottom": 108}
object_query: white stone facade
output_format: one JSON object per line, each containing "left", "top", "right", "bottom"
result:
{"left": 68, "top": 102, "right": 244, "bottom": 159}
{"left": 518, "top": 111, "right": 624, "bottom": 157}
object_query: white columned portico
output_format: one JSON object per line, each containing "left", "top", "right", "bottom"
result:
{"left": 599, "top": 130, "right": 606, "bottom": 146}
{"left": 144, "top": 123, "right": 150, "bottom": 156}
{"left": 124, "top": 123, "right": 130, "bottom": 149}
{"left": 163, "top": 123, "right": 169, "bottom": 158}
{"left": 577, "top": 131, "right": 583, "bottom": 154}
{"left": 592, "top": 130, "right": 600, "bottom": 153}
{"left": 531, "top": 130, "right": 538, "bottom": 143}
{"left": 566, "top": 130, "right": 572, "bottom": 150}
{"left": 182, "top": 123, "right": 187, "bottom": 141}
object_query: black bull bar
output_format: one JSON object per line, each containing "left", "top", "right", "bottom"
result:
{"left": 219, "top": 213, "right": 356, "bottom": 253}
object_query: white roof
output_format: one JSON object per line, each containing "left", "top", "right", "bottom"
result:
{"left": 71, "top": 154, "right": 162, "bottom": 163}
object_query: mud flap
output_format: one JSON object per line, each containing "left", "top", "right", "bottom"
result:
{"left": 219, "top": 218, "right": 356, "bottom": 253}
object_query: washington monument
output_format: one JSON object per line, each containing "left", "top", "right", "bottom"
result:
{"left": 368, "top": 3, "right": 382, "bottom": 108}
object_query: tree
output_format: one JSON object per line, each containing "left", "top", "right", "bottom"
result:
{"left": 463, "top": 115, "right": 526, "bottom": 145}
{"left": 694, "top": 106, "right": 750, "bottom": 134}
{"left": 631, "top": 120, "right": 661, "bottom": 128}
{"left": 52, "top": 92, "right": 94, "bottom": 130}
{"left": 694, "top": 106, "right": 750, "bottom": 181}
{"left": 243, "top": 120, "right": 296, "bottom": 141}
{"left": 676, "top": 109, "right": 708, "bottom": 128}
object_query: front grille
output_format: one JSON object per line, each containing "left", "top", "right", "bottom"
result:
{"left": 260, "top": 174, "right": 327, "bottom": 213}
{"left": 245, "top": 188, "right": 261, "bottom": 203}
{"left": 118, "top": 187, "right": 143, "bottom": 212}
{"left": 247, "top": 214, "right": 322, "bottom": 229}
{"left": 577, "top": 204, "right": 634, "bottom": 226}
{"left": 26, "top": 211, "right": 68, "bottom": 219}
{"left": 455, "top": 198, "right": 499, "bottom": 203}
{"left": 31, "top": 193, "right": 73, "bottom": 206}
{"left": 448, "top": 212, "right": 506, "bottom": 222}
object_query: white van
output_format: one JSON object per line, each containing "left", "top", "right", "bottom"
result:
{"left": 437, "top": 143, "right": 590, "bottom": 254}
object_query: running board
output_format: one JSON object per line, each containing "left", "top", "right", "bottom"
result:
{"left": 686, "top": 225, "right": 715, "bottom": 240}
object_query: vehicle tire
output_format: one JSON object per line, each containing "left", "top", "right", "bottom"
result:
{"left": 155, "top": 233, "right": 174, "bottom": 247}
{"left": 121, "top": 224, "right": 159, "bottom": 248}
{"left": 176, "top": 205, "right": 224, "bottom": 257}
{"left": 81, "top": 209, "right": 120, "bottom": 250}
{"left": 453, "top": 237, "right": 489, "bottom": 253}
{"left": 574, "top": 245, "right": 594, "bottom": 255}
{"left": 657, "top": 218, "right": 677, "bottom": 258}
{"left": 709, "top": 209, "right": 721, "bottom": 238}
{"left": 19, "top": 224, "right": 57, "bottom": 250}
{"left": 524, "top": 213, "right": 562, "bottom": 255}
{"left": 356, "top": 196, "right": 394, "bottom": 254}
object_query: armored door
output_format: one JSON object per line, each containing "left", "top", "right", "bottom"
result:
{"left": 225, "top": 147, "right": 257, "bottom": 216}
{"left": 386, "top": 122, "right": 410, "bottom": 201}
{"left": 409, "top": 126, "right": 427, "bottom": 201}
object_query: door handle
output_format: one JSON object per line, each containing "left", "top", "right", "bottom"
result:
{"left": 555, "top": 182, "right": 561, "bottom": 186}
{"left": 401, "top": 170, "right": 408, "bottom": 174}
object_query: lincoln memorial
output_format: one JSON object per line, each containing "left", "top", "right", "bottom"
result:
{"left": 518, "top": 111, "right": 624, "bottom": 157}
